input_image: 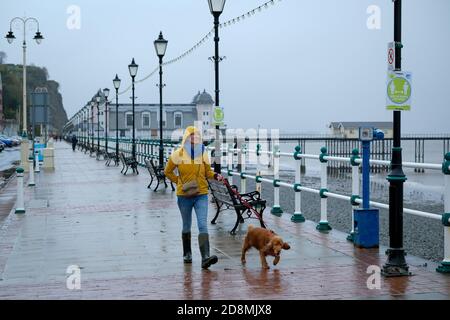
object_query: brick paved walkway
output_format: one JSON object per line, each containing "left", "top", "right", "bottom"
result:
{"left": 0, "top": 142, "right": 449, "bottom": 299}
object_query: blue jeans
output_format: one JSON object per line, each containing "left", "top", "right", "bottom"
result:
{"left": 177, "top": 195, "right": 209, "bottom": 234}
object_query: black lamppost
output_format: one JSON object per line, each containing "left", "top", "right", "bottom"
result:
{"left": 5, "top": 16, "right": 44, "bottom": 139}
{"left": 90, "top": 99, "right": 95, "bottom": 151}
{"left": 128, "top": 58, "right": 138, "bottom": 161}
{"left": 103, "top": 88, "right": 110, "bottom": 153}
{"left": 154, "top": 32, "right": 168, "bottom": 168}
{"left": 85, "top": 105, "right": 89, "bottom": 148}
{"left": 96, "top": 91, "right": 101, "bottom": 153}
{"left": 84, "top": 105, "right": 88, "bottom": 146}
{"left": 113, "top": 74, "right": 121, "bottom": 163}
{"left": 208, "top": 0, "right": 226, "bottom": 173}
{"left": 383, "top": 0, "right": 410, "bottom": 277}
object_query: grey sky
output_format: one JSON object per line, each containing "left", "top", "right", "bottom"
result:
{"left": 1, "top": 0, "right": 449, "bottom": 133}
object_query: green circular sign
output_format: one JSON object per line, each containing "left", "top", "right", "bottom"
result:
{"left": 213, "top": 107, "right": 224, "bottom": 123}
{"left": 387, "top": 77, "right": 411, "bottom": 104}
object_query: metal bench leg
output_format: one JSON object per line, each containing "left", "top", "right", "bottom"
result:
{"left": 154, "top": 179, "right": 160, "bottom": 192}
{"left": 210, "top": 201, "right": 222, "bottom": 225}
{"left": 259, "top": 208, "right": 266, "bottom": 229}
{"left": 230, "top": 209, "right": 242, "bottom": 235}
{"left": 147, "top": 177, "right": 153, "bottom": 189}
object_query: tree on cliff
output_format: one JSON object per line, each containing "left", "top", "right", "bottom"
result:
{"left": 0, "top": 64, "right": 68, "bottom": 133}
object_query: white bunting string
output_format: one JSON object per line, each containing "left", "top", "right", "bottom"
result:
{"left": 115, "top": 0, "right": 282, "bottom": 96}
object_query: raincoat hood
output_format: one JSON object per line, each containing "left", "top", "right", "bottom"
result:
{"left": 174, "top": 126, "right": 205, "bottom": 164}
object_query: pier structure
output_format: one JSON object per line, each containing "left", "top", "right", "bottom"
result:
{"left": 1, "top": 141, "right": 450, "bottom": 299}
{"left": 63, "top": 131, "right": 450, "bottom": 276}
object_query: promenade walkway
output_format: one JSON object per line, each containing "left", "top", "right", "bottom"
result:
{"left": 0, "top": 142, "right": 449, "bottom": 299}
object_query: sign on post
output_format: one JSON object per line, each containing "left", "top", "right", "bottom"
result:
{"left": 213, "top": 106, "right": 224, "bottom": 126}
{"left": 387, "top": 42, "right": 395, "bottom": 71}
{"left": 386, "top": 71, "right": 412, "bottom": 111}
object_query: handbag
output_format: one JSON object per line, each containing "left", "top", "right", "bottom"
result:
{"left": 179, "top": 161, "right": 203, "bottom": 198}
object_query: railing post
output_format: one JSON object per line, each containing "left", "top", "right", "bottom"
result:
{"left": 15, "top": 167, "right": 25, "bottom": 214}
{"left": 28, "top": 156, "right": 35, "bottom": 187}
{"left": 240, "top": 143, "right": 247, "bottom": 194}
{"left": 227, "top": 143, "right": 233, "bottom": 185}
{"left": 271, "top": 144, "right": 283, "bottom": 217}
{"left": 437, "top": 152, "right": 450, "bottom": 273}
{"left": 256, "top": 144, "right": 262, "bottom": 194}
{"left": 348, "top": 148, "right": 361, "bottom": 242}
{"left": 317, "top": 147, "right": 332, "bottom": 231}
{"left": 34, "top": 150, "right": 40, "bottom": 173}
{"left": 291, "top": 145, "right": 305, "bottom": 223}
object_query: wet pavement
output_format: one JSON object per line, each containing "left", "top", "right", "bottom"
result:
{"left": 0, "top": 143, "right": 449, "bottom": 299}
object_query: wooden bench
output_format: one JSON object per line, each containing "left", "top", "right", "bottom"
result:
{"left": 144, "top": 158, "right": 175, "bottom": 192}
{"left": 89, "top": 146, "right": 97, "bottom": 157}
{"left": 104, "top": 152, "right": 118, "bottom": 167}
{"left": 96, "top": 149, "right": 106, "bottom": 160}
{"left": 208, "top": 179, "right": 266, "bottom": 235}
{"left": 119, "top": 152, "right": 139, "bottom": 175}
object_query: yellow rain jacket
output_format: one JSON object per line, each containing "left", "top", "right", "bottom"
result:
{"left": 164, "top": 127, "right": 217, "bottom": 196}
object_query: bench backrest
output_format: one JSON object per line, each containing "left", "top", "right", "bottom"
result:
{"left": 119, "top": 152, "right": 126, "bottom": 164}
{"left": 144, "top": 158, "right": 156, "bottom": 176}
{"left": 209, "top": 180, "right": 236, "bottom": 206}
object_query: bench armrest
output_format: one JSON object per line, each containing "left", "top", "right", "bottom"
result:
{"left": 240, "top": 191, "right": 261, "bottom": 201}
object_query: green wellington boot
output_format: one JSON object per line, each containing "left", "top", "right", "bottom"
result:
{"left": 198, "top": 233, "right": 218, "bottom": 269}
{"left": 182, "top": 232, "right": 192, "bottom": 264}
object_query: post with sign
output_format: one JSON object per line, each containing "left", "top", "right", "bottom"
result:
{"left": 31, "top": 87, "right": 49, "bottom": 167}
{"left": 382, "top": 0, "right": 411, "bottom": 277}
{"left": 213, "top": 106, "right": 225, "bottom": 172}
{"left": 31, "top": 87, "right": 53, "bottom": 170}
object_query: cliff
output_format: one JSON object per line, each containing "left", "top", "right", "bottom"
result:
{"left": 0, "top": 63, "right": 68, "bottom": 134}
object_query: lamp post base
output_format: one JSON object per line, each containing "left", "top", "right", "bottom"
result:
{"left": 382, "top": 249, "right": 412, "bottom": 277}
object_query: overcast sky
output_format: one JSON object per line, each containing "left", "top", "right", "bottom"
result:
{"left": 1, "top": 0, "right": 449, "bottom": 133}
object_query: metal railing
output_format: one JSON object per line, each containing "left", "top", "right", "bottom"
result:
{"left": 206, "top": 142, "right": 450, "bottom": 272}
{"left": 75, "top": 132, "right": 450, "bottom": 272}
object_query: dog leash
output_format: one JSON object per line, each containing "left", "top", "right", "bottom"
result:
{"left": 221, "top": 178, "right": 268, "bottom": 228}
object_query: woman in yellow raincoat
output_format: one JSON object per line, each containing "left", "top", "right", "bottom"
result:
{"left": 164, "top": 126, "right": 223, "bottom": 269}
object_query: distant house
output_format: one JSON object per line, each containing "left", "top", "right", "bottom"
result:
{"left": 328, "top": 122, "right": 393, "bottom": 139}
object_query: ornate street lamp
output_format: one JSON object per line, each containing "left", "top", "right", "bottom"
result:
{"left": 5, "top": 17, "right": 44, "bottom": 165}
{"left": 103, "top": 88, "right": 110, "bottom": 155}
{"left": 382, "top": 0, "right": 410, "bottom": 277}
{"left": 128, "top": 58, "right": 138, "bottom": 161}
{"left": 113, "top": 74, "right": 121, "bottom": 164}
{"left": 208, "top": 0, "right": 226, "bottom": 173}
{"left": 96, "top": 91, "right": 101, "bottom": 155}
{"left": 90, "top": 100, "right": 95, "bottom": 151}
{"left": 154, "top": 32, "right": 168, "bottom": 168}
